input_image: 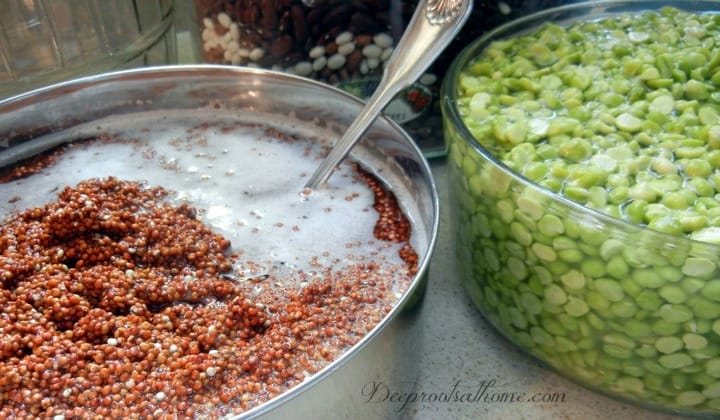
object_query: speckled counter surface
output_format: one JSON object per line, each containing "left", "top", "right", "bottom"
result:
{"left": 378, "top": 160, "right": 689, "bottom": 420}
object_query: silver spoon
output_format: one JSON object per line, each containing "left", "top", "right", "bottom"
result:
{"left": 303, "top": 0, "right": 473, "bottom": 191}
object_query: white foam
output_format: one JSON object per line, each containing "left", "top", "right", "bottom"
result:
{"left": 0, "top": 109, "right": 418, "bottom": 289}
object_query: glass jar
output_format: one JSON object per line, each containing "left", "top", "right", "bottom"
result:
{"left": 192, "top": 0, "right": 578, "bottom": 156}
{"left": 0, "top": 0, "right": 177, "bottom": 99}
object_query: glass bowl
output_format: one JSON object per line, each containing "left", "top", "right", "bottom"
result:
{"left": 442, "top": 0, "right": 720, "bottom": 416}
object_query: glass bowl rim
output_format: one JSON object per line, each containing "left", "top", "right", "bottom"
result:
{"left": 441, "top": 0, "right": 720, "bottom": 253}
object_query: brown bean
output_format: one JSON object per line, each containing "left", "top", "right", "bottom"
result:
{"left": 269, "top": 35, "right": 294, "bottom": 57}
{"left": 319, "top": 4, "right": 353, "bottom": 32}
{"left": 350, "top": 11, "right": 384, "bottom": 33}
{"left": 259, "top": 0, "right": 278, "bottom": 33}
{"left": 290, "top": 5, "right": 308, "bottom": 48}
{"left": 345, "top": 49, "right": 363, "bottom": 72}
{"left": 306, "top": 7, "right": 326, "bottom": 25}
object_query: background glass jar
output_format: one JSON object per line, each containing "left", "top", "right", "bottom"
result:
{"left": 0, "top": 0, "right": 176, "bottom": 99}
{"left": 192, "top": 0, "right": 578, "bottom": 156}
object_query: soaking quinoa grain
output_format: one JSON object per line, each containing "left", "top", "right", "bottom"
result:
{"left": 0, "top": 135, "right": 418, "bottom": 417}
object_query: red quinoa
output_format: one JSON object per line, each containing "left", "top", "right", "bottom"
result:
{"left": 0, "top": 166, "right": 416, "bottom": 418}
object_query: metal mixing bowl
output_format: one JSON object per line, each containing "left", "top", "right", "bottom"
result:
{"left": 0, "top": 65, "right": 439, "bottom": 419}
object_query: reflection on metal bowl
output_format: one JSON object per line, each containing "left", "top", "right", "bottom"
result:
{"left": 0, "top": 65, "right": 439, "bottom": 418}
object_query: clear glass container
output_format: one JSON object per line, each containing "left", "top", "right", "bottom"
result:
{"left": 442, "top": 0, "right": 720, "bottom": 416}
{"left": 0, "top": 0, "right": 177, "bottom": 99}
{"left": 191, "top": 0, "right": 578, "bottom": 157}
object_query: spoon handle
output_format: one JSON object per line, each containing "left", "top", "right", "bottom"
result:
{"left": 303, "top": 0, "right": 472, "bottom": 191}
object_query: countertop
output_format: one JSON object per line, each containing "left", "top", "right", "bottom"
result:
{"left": 379, "top": 160, "right": 688, "bottom": 420}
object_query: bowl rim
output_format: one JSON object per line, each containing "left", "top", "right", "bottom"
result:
{"left": 441, "top": 0, "right": 720, "bottom": 252}
{"left": 0, "top": 64, "right": 441, "bottom": 418}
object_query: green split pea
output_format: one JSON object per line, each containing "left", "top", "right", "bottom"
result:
{"left": 446, "top": 5, "right": 720, "bottom": 415}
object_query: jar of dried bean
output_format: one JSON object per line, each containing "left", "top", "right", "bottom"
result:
{"left": 192, "top": 0, "right": 578, "bottom": 156}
